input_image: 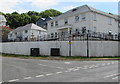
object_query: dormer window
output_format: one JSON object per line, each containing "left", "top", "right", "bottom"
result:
{"left": 72, "top": 8, "right": 77, "bottom": 12}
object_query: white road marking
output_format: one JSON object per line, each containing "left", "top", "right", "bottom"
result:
{"left": 56, "top": 67, "right": 64, "bottom": 69}
{"left": 96, "top": 64, "right": 100, "bottom": 66}
{"left": 9, "top": 79, "right": 19, "bottom": 82}
{"left": 111, "top": 62, "right": 114, "bottom": 64}
{"left": 68, "top": 68, "right": 75, "bottom": 71}
{"left": 112, "top": 76, "right": 118, "bottom": 80}
{"left": 83, "top": 65, "right": 88, "bottom": 68}
{"left": 94, "top": 65, "right": 99, "bottom": 67}
{"left": 36, "top": 75, "right": 44, "bottom": 78}
{"left": 46, "top": 73, "right": 53, "bottom": 76}
{"left": 39, "top": 64, "right": 64, "bottom": 69}
{"left": 82, "top": 67, "right": 88, "bottom": 69}
{"left": 104, "top": 73, "right": 118, "bottom": 78}
{"left": 24, "top": 77, "right": 32, "bottom": 80}
{"left": 40, "top": 60, "right": 47, "bottom": 62}
{"left": 64, "top": 62, "right": 71, "bottom": 64}
{"left": 112, "top": 62, "right": 115, "bottom": 64}
{"left": 77, "top": 67, "right": 82, "bottom": 69}
{"left": 56, "top": 71, "right": 63, "bottom": 74}
{"left": 0, "top": 82, "right": 2, "bottom": 84}
{"left": 39, "top": 64, "right": 47, "bottom": 66}
{"left": 65, "top": 70, "right": 71, "bottom": 72}
{"left": 107, "top": 63, "right": 110, "bottom": 65}
{"left": 73, "top": 69, "right": 79, "bottom": 71}
{"left": 89, "top": 66, "right": 94, "bottom": 68}
{"left": 102, "top": 63, "right": 105, "bottom": 66}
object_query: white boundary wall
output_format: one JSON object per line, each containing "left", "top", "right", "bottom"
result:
{"left": 0, "top": 41, "right": 119, "bottom": 57}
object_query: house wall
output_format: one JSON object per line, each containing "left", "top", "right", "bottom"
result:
{"left": 91, "top": 12, "right": 118, "bottom": 34}
{"left": 1, "top": 41, "right": 118, "bottom": 57}
{"left": 8, "top": 29, "right": 47, "bottom": 41}
{"left": 47, "top": 12, "right": 91, "bottom": 34}
{"left": 47, "top": 7, "right": 118, "bottom": 36}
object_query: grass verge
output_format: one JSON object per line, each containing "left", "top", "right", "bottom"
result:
{"left": 1, "top": 53, "right": 120, "bottom": 61}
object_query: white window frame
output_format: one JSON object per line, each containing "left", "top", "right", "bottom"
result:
{"left": 51, "top": 22, "right": 54, "bottom": 27}
{"left": 64, "top": 18, "right": 68, "bottom": 24}
{"left": 55, "top": 21, "right": 58, "bottom": 26}
{"left": 75, "top": 15, "right": 79, "bottom": 22}
{"left": 81, "top": 14, "right": 86, "bottom": 21}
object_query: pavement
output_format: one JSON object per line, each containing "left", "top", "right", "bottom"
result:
{"left": 1, "top": 57, "right": 119, "bottom": 82}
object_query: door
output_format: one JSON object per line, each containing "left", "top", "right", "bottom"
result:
{"left": 51, "top": 48, "right": 60, "bottom": 56}
{"left": 30, "top": 48, "right": 40, "bottom": 56}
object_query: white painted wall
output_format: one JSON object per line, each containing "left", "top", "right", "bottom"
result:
{"left": 91, "top": 12, "right": 118, "bottom": 34}
{"left": 8, "top": 29, "right": 47, "bottom": 41}
{"left": 0, "top": 41, "right": 118, "bottom": 57}
{"left": 47, "top": 6, "right": 118, "bottom": 36}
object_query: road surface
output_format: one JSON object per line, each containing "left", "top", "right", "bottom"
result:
{"left": 1, "top": 57, "right": 119, "bottom": 83}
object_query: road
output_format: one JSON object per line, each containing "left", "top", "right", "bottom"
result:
{"left": 1, "top": 57, "right": 119, "bottom": 83}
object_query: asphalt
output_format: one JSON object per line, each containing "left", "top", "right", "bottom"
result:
{"left": 1, "top": 57, "right": 119, "bottom": 82}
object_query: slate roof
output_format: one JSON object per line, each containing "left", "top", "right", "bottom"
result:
{"left": 12, "top": 23, "right": 46, "bottom": 33}
{"left": 48, "top": 5, "right": 118, "bottom": 22}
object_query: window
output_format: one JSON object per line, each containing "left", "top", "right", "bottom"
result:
{"left": 51, "top": 33, "right": 54, "bottom": 38}
{"left": 15, "top": 32, "right": 17, "bottom": 35}
{"left": 55, "top": 21, "right": 58, "bottom": 26}
{"left": 25, "top": 30, "right": 28, "bottom": 33}
{"left": 39, "top": 31, "right": 41, "bottom": 34}
{"left": 81, "top": 14, "right": 86, "bottom": 20}
{"left": 51, "top": 22, "right": 54, "bottom": 27}
{"left": 118, "top": 22, "right": 120, "bottom": 28}
{"left": 25, "top": 36, "right": 28, "bottom": 41}
{"left": 75, "top": 29, "right": 80, "bottom": 34}
{"left": 109, "top": 30, "right": 112, "bottom": 35}
{"left": 64, "top": 19, "right": 68, "bottom": 24}
{"left": 55, "top": 32, "right": 58, "bottom": 38}
{"left": 93, "top": 27, "right": 96, "bottom": 32}
{"left": 75, "top": 16, "right": 79, "bottom": 22}
{"left": 10, "top": 34, "right": 12, "bottom": 37}
{"left": 93, "top": 13, "right": 96, "bottom": 21}
{"left": 82, "top": 27, "right": 86, "bottom": 34}
{"left": 108, "top": 18, "right": 112, "bottom": 25}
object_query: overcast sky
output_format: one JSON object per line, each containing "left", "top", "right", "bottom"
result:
{"left": 0, "top": 0, "right": 119, "bottom": 14}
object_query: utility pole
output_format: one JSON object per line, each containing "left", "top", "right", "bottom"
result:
{"left": 87, "top": 31, "right": 89, "bottom": 58}
{"left": 69, "top": 28, "right": 71, "bottom": 56}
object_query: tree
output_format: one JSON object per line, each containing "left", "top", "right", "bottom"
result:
{"left": 30, "top": 15, "right": 40, "bottom": 24}
{"left": 40, "top": 9, "right": 62, "bottom": 18}
{"left": 3, "top": 9, "right": 62, "bottom": 29}
{"left": 27, "top": 11, "right": 40, "bottom": 16}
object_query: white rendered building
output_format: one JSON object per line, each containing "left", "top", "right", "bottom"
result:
{"left": 0, "top": 15, "right": 7, "bottom": 26}
{"left": 47, "top": 5, "right": 118, "bottom": 39}
{"left": 8, "top": 23, "right": 47, "bottom": 41}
